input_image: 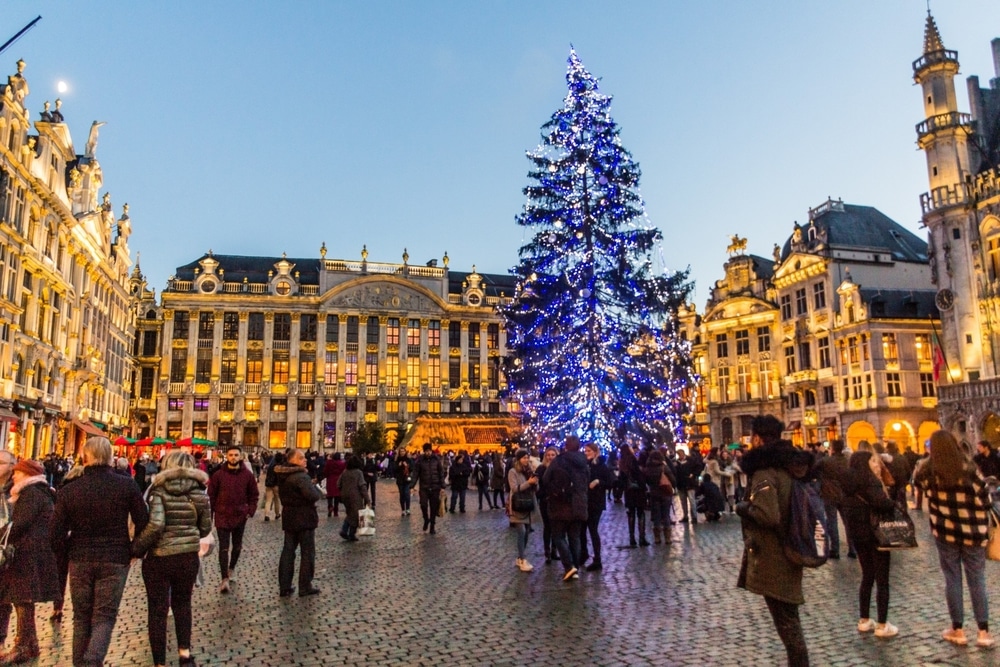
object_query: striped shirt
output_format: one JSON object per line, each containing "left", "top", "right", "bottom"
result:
{"left": 914, "top": 462, "right": 990, "bottom": 547}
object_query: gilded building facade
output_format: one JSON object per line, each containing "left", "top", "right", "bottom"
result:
{"left": 154, "top": 249, "right": 515, "bottom": 450}
{"left": 914, "top": 16, "right": 1000, "bottom": 446}
{"left": 685, "top": 199, "right": 941, "bottom": 452}
{"left": 0, "top": 59, "right": 137, "bottom": 457}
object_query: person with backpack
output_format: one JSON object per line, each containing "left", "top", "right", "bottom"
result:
{"left": 814, "top": 439, "right": 853, "bottom": 559}
{"left": 736, "top": 415, "right": 813, "bottom": 667}
{"left": 839, "top": 449, "right": 899, "bottom": 638}
{"left": 543, "top": 436, "right": 589, "bottom": 580}
{"left": 618, "top": 443, "right": 649, "bottom": 547}
{"left": 474, "top": 454, "right": 494, "bottom": 511}
{"left": 262, "top": 452, "right": 284, "bottom": 521}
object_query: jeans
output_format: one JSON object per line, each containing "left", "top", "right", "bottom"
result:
{"left": 550, "top": 518, "right": 583, "bottom": 571}
{"left": 648, "top": 495, "right": 671, "bottom": 529}
{"left": 679, "top": 489, "right": 696, "bottom": 520}
{"left": 279, "top": 529, "right": 316, "bottom": 593}
{"left": 823, "top": 500, "right": 841, "bottom": 556}
{"left": 263, "top": 486, "right": 282, "bottom": 519}
{"left": 764, "top": 596, "right": 810, "bottom": 667}
{"left": 449, "top": 488, "right": 467, "bottom": 512}
{"left": 856, "top": 543, "right": 891, "bottom": 623}
{"left": 397, "top": 484, "right": 411, "bottom": 512}
{"left": 477, "top": 485, "right": 494, "bottom": 510}
{"left": 217, "top": 519, "right": 247, "bottom": 579}
{"left": 935, "top": 539, "right": 990, "bottom": 630}
{"left": 580, "top": 507, "right": 604, "bottom": 563}
{"left": 142, "top": 552, "right": 200, "bottom": 666}
{"left": 513, "top": 523, "right": 529, "bottom": 559}
{"left": 68, "top": 560, "right": 130, "bottom": 667}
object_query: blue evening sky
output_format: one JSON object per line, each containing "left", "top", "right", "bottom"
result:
{"left": 6, "top": 2, "right": 1000, "bottom": 306}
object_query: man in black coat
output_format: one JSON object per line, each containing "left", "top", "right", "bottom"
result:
{"left": 275, "top": 449, "right": 324, "bottom": 597}
{"left": 974, "top": 440, "right": 1000, "bottom": 479}
{"left": 50, "top": 437, "right": 149, "bottom": 667}
{"left": 448, "top": 450, "right": 473, "bottom": 514}
{"left": 676, "top": 448, "right": 704, "bottom": 524}
{"left": 411, "top": 443, "right": 445, "bottom": 534}
{"left": 580, "top": 443, "right": 615, "bottom": 571}
{"left": 543, "top": 436, "right": 589, "bottom": 580}
{"left": 363, "top": 453, "right": 380, "bottom": 507}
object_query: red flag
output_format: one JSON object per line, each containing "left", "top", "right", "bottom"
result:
{"left": 931, "top": 330, "right": 945, "bottom": 383}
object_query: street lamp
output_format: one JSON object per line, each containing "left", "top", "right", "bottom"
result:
{"left": 31, "top": 396, "right": 44, "bottom": 460}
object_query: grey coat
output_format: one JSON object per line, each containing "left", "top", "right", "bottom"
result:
{"left": 337, "top": 468, "right": 371, "bottom": 528}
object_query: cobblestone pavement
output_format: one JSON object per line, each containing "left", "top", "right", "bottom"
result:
{"left": 14, "top": 481, "right": 1000, "bottom": 666}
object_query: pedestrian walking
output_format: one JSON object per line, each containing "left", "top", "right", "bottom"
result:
{"left": 641, "top": 449, "right": 676, "bottom": 546}
{"left": 543, "top": 436, "right": 589, "bottom": 581}
{"left": 534, "top": 447, "right": 558, "bottom": 563}
{"left": 0, "top": 459, "right": 59, "bottom": 664}
{"left": 489, "top": 452, "right": 506, "bottom": 509}
{"left": 0, "top": 449, "right": 15, "bottom": 649}
{"left": 581, "top": 443, "right": 615, "bottom": 568}
{"left": 323, "top": 453, "right": 346, "bottom": 518}
{"left": 840, "top": 450, "right": 899, "bottom": 638}
{"left": 207, "top": 445, "right": 259, "bottom": 594}
{"left": 363, "top": 453, "right": 379, "bottom": 507}
{"left": 51, "top": 437, "right": 149, "bottom": 667}
{"left": 133, "top": 451, "right": 212, "bottom": 667}
{"left": 913, "top": 430, "right": 996, "bottom": 648}
{"left": 395, "top": 451, "right": 412, "bottom": 516}
{"left": 474, "top": 454, "right": 494, "bottom": 510}
{"left": 262, "top": 452, "right": 284, "bottom": 522}
{"left": 675, "top": 448, "right": 700, "bottom": 524}
{"left": 619, "top": 443, "right": 649, "bottom": 546}
{"left": 337, "top": 455, "right": 370, "bottom": 542}
{"left": 736, "top": 415, "right": 812, "bottom": 667}
{"left": 276, "top": 449, "right": 324, "bottom": 597}
{"left": 448, "top": 449, "right": 472, "bottom": 513}
{"left": 411, "top": 443, "right": 445, "bottom": 534}
{"left": 51, "top": 464, "right": 84, "bottom": 623}
{"left": 507, "top": 449, "right": 537, "bottom": 572}
{"left": 814, "top": 439, "right": 852, "bottom": 559}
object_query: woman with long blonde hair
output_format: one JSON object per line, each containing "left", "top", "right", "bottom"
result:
{"left": 913, "top": 430, "right": 994, "bottom": 648}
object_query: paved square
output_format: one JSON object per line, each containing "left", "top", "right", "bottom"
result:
{"left": 18, "top": 481, "right": 1000, "bottom": 666}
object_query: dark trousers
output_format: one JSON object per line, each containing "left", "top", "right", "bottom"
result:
{"left": 764, "top": 596, "right": 810, "bottom": 667}
{"left": 856, "top": 543, "right": 891, "bottom": 623}
{"left": 580, "top": 507, "right": 604, "bottom": 563}
{"left": 477, "top": 485, "right": 494, "bottom": 509}
{"left": 217, "top": 519, "right": 247, "bottom": 579}
{"left": 367, "top": 480, "right": 377, "bottom": 506}
{"left": 823, "top": 500, "right": 841, "bottom": 556}
{"left": 0, "top": 602, "right": 10, "bottom": 643}
{"left": 419, "top": 488, "right": 440, "bottom": 527}
{"left": 449, "top": 488, "right": 467, "bottom": 512}
{"left": 11, "top": 602, "right": 38, "bottom": 653}
{"left": 539, "top": 502, "right": 552, "bottom": 557}
{"left": 278, "top": 529, "right": 316, "bottom": 592}
{"left": 69, "top": 560, "right": 130, "bottom": 667}
{"left": 550, "top": 518, "right": 584, "bottom": 571}
{"left": 397, "top": 484, "right": 411, "bottom": 511}
{"left": 327, "top": 496, "right": 342, "bottom": 516}
{"left": 141, "top": 552, "right": 200, "bottom": 666}
{"left": 492, "top": 488, "right": 506, "bottom": 508}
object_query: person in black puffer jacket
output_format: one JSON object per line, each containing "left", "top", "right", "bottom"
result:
{"left": 133, "top": 450, "right": 212, "bottom": 667}
{"left": 411, "top": 443, "right": 445, "bottom": 534}
{"left": 276, "top": 449, "right": 324, "bottom": 597}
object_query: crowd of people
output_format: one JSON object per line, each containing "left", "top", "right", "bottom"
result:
{"left": 0, "top": 423, "right": 997, "bottom": 666}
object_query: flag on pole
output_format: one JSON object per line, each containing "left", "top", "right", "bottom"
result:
{"left": 931, "top": 328, "right": 946, "bottom": 383}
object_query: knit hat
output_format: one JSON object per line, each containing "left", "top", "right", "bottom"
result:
{"left": 13, "top": 459, "right": 44, "bottom": 477}
{"left": 514, "top": 448, "right": 530, "bottom": 461}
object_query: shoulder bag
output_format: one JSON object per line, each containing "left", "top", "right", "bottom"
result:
{"left": 0, "top": 523, "right": 14, "bottom": 573}
{"left": 871, "top": 502, "right": 917, "bottom": 550}
{"left": 511, "top": 490, "right": 535, "bottom": 513}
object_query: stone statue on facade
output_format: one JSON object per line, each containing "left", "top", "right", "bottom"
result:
{"left": 7, "top": 59, "right": 28, "bottom": 104}
{"left": 85, "top": 121, "right": 106, "bottom": 158}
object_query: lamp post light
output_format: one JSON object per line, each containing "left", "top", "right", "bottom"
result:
{"left": 31, "top": 396, "right": 45, "bottom": 460}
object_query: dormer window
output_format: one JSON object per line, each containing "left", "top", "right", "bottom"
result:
{"left": 275, "top": 279, "right": 291, "bottom": 296}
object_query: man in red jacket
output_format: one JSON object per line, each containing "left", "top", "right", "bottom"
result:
{"left": 208, "top": 446, "right": 260, "bottom": 594}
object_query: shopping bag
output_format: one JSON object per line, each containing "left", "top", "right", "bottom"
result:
{"left": 357, "top": 507, "right": 376, "bottom": 536}
{"left": 438, "top": 493, "right": 446, "bottom": 517}
{"left": 871, "top": 503, "right": 917, "bottom": 550}
{"left": 987, "top": 509, "right": 1000, "bottom": 562}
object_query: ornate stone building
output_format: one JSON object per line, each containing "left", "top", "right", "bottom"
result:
{"left": 154, "top": 249, "right": 516, "bottom": 450}
{"left": 915, "top": 15, "right": 1000, "bottom": 446}
{"left": 0, "top": 59, "right": 138, "bottom": 457}
{"left": 684, "top": 199, "right": 941, "bottom": 451}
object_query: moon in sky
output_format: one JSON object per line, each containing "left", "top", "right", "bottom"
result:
{"left": 57, "top": 81, "right": 67, "bottom": 93}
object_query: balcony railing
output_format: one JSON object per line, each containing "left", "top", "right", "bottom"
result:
{"left": 912, "top": 49, "right": 959, "bottom": 73}
{"left": 299, "top": 383, "right": 315, "bottom": 395}
{"left": 220, "top": 383, "right": 236, "bottom": 395}
{"left": 169, "top": 382, "right": 186, "bottom": 394}
{"left": 245, "top": 383, "right": 261, "bottom": 395}
{"left": 915, "top": 111, "right": 971, "bottom": 140}
{"left": 272, "top": 340, "right": 290, "bottom": 350}
{"left": 938, "top": 376, "right": 1000, "bottom": 403}
{"left": 365, "top": 386, "right": 378, "bottom": 397}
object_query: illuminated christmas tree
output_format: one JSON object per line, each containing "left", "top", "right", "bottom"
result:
{"left": 501, "top": 48, "right": 696, "bottom": 451}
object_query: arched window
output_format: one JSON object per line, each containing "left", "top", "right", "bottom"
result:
{"left": 34, "top": 362, "right": 44, "bottom": 388}
{"left": 14, "top": 354, "right": 24, "bottom": 386}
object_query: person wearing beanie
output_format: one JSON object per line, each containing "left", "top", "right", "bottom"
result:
{"left": 0, "top": 457, "right": 59, "bottom": 663}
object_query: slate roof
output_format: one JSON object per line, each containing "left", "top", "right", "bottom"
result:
{"left": 858, "top": 288, "right": 938, "bottom": 320}
{"left": 174, "top": 255, "right": 322, "bottom": 284}
{"left": 780, "top": 203, "right": 928, "bottom": 263}
{"left": 449, "top": 272, "right": 519, "bottom": 298}
{"left": 748, "top": 254, "right": 775, "bottom": 280}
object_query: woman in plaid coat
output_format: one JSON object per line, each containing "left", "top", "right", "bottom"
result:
{"left": 914, "top": 430, "right": 995, "bottom": 649}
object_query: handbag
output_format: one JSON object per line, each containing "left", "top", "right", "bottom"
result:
{"left": 511, "top": 491, "right": 535, "bottom": 513}
{"left": 871, "top": 502, "right": 917, "bottom": 550}
{"left": 659, "top": 470, "right": 675, "bottom": 496}
{"left": 987, "top": 509, "right": 1000, "bottom": 562}
{"left": 357, "top": 506, "right": 376, "bottom": 537}
{"left": 0, "top": 523, "right": 14, "bottom": 573}
{"left": 437, "top": 493, "right": 446, "bottom": 517}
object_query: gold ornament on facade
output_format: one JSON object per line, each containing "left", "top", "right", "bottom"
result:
{"left": 264, "top": 312, "right": 274, "bottom": 321}
{"left": 366, "top": 344, "right": 378, "bottom": 354}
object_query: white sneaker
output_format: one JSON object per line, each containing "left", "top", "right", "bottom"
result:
{"left": 517, "top": 559, "right": 534, "bottom": 572}
{"left": 942, "top": 628, "right": 968, "bottom": 645}
{"left": 976, "top": 630, "right": 995, "bottom": 648}
{"left": 874, "top": 622, "right": 898, "bottom": 638}
{"left": 857, "top": 619, "right": 875, "bottom": 633}
{"left": 228, "top": 567, "right": 236, "bottom": 582}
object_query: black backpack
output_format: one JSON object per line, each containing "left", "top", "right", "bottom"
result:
{"left": 546, "top": 464, "right": 574, "bottom": 501}
{"left": 783, "top": 477, "right": 830, "bottom": 568}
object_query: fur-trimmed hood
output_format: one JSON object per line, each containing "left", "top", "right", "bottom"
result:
{"left": 151, "top": 466, "right": 209, "bottom": 495}
{"left": 741, "top": 442, "right": 813, "bottom": 480}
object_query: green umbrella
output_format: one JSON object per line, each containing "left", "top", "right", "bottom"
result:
{"left": 727, "top": 443, "right": 741, "bottom": 450}
{"left": 136, "top": 436, "right": 174, "bottom": 446}
{"left": 175, "top": 437, "right": 217, "bottom": 447}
